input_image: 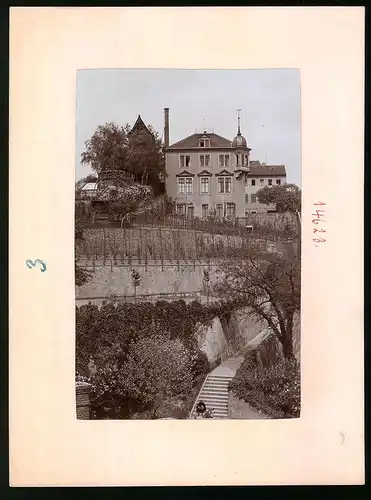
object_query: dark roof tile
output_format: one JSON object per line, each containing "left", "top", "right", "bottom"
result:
{"left": 248, "top": 165, "right": 286, "bottom": 176}
{"left": 168, "top": 133, "right": 232, "bottom": 149}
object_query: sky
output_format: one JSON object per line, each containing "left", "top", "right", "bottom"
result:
{"left": 76, "top": 69, "right": 301, "bottom": 185}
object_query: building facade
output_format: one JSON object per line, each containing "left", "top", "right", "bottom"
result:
{"left": 164, "top": 109, "right": 286, "bottom": 217}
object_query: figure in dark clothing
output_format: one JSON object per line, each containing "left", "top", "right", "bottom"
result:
{"left": 196, "top": 401, "right": 206, "bottom": 417}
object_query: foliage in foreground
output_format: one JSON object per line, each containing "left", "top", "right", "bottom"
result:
{"left": 76, "top": 299, "right": 243, "bottom": 418}
{"left": 230, "top": 349, "right": 300, "bottom": 418}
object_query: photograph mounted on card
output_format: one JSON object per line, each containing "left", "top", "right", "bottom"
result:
{"left": 9, "top": 7, "right": 364, "bottom": 487}
{"left": 75, "top": 69, "right": 302, "bottom": 421}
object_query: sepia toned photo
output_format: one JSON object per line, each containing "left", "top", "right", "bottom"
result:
{"left": 75, "top": 69, "right": 301, "bottom": 421}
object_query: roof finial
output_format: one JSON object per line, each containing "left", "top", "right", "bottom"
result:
{"left": 237, "top": 108, "right": 242, "bottom": 135}
{"left": 203, "top": 117, "right": 207, "bottom": 134}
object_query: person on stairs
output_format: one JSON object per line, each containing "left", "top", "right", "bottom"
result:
{"left": 195, "top": 401, "right": 206, "bottom": 418}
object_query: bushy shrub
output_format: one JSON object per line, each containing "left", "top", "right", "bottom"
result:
{"left": 76, "top": 298, "right": 244, "bottom": 418}
{"left": 230, "top": 353, "right": 300, "bottom": 418}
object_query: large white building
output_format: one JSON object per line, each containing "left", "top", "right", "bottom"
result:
{"left": 164, "top": 108, "right": 286, "bottom": 217}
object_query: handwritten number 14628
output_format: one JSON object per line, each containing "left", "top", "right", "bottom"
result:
{"left": 312, "top": 202, "right": 326, "bottom": 246}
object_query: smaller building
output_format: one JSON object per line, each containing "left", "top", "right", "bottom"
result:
{"left": 80, "top": 182, "right": 98, "bottom": 200}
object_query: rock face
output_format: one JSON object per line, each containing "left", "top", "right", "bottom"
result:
{"left": 196, "top": 307, "right": 269, "bottom": 368}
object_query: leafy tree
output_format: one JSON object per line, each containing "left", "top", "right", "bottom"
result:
{"left": 215, "top": 245, "right": 300, "bottom": 360}
{"left": 256, "top": 184, "right": 301, "bottom": 214}
{"left": 81, "top": 121, "right": 165, "bottom": 194}
{"left": 131, "top": 269, "right": 142, "bottom": 300}
{"left": 121, "top": 334, "right": 193, "bottom": 419}
{"left": 203, "top": 269, "right": 210, "bottom": 304}
{"left": 81, "top": 122, "right": 129, "bottom": 177}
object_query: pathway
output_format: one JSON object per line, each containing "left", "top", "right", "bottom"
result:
{"left": 189, "top": 329, "right": 273, "bottom": 419}
{"left": 189, "top": 356, "right": 244, "bottom": 419}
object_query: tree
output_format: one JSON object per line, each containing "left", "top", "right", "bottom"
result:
{"left": 131, "top": 269, "right": 141, "bottom": 300}
{"left": 203, "top": 269, "right": 210, "bottom": 304}
{"left": 256, "top": 183, "right": 301, "bottom": 213}
{"left": 121, "top": 335, "right": 193, "bottom": 418}
{"left": 215, "top": 245, "right": 300, "bottom": 360}
{"left": 81, "top": 121, "right": 166, "bottom": 194}
{"left": 81, "top": 122, "right": 129, "bottom": 177}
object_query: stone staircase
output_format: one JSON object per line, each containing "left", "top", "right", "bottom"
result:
{"left": 189, "top": 356, "right": 244, "bottom": 419}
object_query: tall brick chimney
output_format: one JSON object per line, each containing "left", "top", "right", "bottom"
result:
{"left": 164, "top": 108, "right": 169, "bottom": 148}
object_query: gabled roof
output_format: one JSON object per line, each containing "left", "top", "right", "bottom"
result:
{"left": 129, "top": 115, "right": 151, "bottom": 136}
{"left": 248, "top": 165, "right": 286, "bottom": 176}
{"left": 168, "top": 133, "right": 232, "bottom": 150}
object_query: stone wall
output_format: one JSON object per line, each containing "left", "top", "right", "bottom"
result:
{"left": 196, "top": 307, "right": 268, "bottom": 367}
{"left": 76, "top": 263, "right": 221, "bottom": 301}
{"left": 76, "top": 382, "right": 92, "bottom": 419}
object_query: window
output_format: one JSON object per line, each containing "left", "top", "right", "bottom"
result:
{"left": 226, "top": 203, "right": 236, "bottom": 217}
{"left": 200, "top": 177, "right": 210, "bottom": 194}
{"left": 251, "top": 193, "right": 257, "bottom": 203}
{"left": 251, "top": 179, "right": 256, "bottom": 186}
{"left": 219, "top": 154, "right": 230, "bottom": 167}
{"left": 268, "top": 179, "right": 273, "bottom": 186}
{"left": 245, "top": 193, "right": 249, "bottom": 204}
{"left": 177, "top": 204, "right": 186, "bottom": 215}
{"left": 236, "top": 153, "right": 239, "bottom": 166}
{"left": 178, "top": 177, "right": 193, "bottom": 194}
{"left": 187, "top": 206, "right": 194, "bottom": 218}
{"left": 199, "top": 138, "right": 210, "bottom": 147}
{"left": 245, "top": 155, "right": 249, "bottom": 165}
{"left": 276, "top": 179, "right": 281, "bottom": 185}
{"left": 218, "top": 176, "right": 232, "bottom": 194}
{"left": 179, "top": 155, "right": 191, "bottom": 168}
{"left": 200, "top": 154, "right": 210, "bottom": 167}
{"left": 202, "top": 204, "right": 209, "bottom": 217}
{"left": 216, "top": 204, "right": 223, "bottom": 217}
{"left": 260, "top": 179, "right": 264, "bottom": 186}
{"left": 178, "top": 178, "right": 185, "bottom": 194}
{"left": 251, "top": 210, "right": 257, "bottom": 214}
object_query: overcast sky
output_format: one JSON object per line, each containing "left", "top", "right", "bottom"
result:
{"left": 76, "top": 69, "right": 301, "bottom": 185}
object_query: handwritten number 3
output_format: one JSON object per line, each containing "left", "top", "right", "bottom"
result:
{"left": 26, "top": 259, "right": 47, "bottom": 272}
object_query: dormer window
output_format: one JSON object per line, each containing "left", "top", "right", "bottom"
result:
{"left": 199, "top": 138, "right": 210, "bottom": 148}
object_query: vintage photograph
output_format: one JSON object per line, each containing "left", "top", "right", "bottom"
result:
{"left": 75, "top": 69, "right": 301, "bottom": 420}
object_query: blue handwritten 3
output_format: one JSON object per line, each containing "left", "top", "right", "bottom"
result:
{"left": 26, "top": 259, "right": 47, "bottom": 272}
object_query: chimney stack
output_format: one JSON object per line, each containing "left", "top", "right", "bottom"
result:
{"left": 164, "top": 108, "right": 169, "bottom": 148}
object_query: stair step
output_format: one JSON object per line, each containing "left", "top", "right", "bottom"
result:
{"left": 204, "top": 381, "right": 230, "bottom": 386}
{"left": 201, "top": 388, "right": 229, "bottom": 394}
{"left": 207, "top": 377, "right": 232, "bottom": 385}
{"left": 202, "top": 385, "right": 229, "bottom": 391}
{"left": 196, "top": 401, "right": 228, "bottom": 408}
{"left": 198, "top": 394, "right": 229, "bottom": 400}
